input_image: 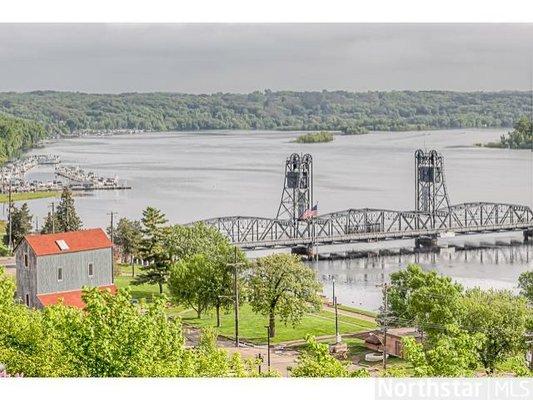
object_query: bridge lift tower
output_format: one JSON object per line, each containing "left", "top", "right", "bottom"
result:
{"left": 415, "top": 149, "right": 451, "bottom": 234}
{"left": 276, "top": 153, "right": 313, "bottom": 230}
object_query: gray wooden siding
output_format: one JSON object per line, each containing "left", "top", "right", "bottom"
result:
{"left": 36, "top": 248, "right": 113, "bottom": 294}
{"left": 15, "top": 240, "right": 38, "bottom": 307}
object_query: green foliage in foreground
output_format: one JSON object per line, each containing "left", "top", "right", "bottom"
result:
{"left": 398, "top": 325, "right": 483, "bottom": 377}
{"left": 295, "top": 131, "right": 334, "bottom": 143}
{"left": 518, "top": 271, "right": 533, "bottom": 304}
{"left": 386, "top": 264, "right": 533, "bottom": 376}
{"left": 291, "top": 336, "right": 369, "bottom": 377}
{"left": 0, "top": 267, "right": 266, "bottom": 377}
{"left": 460, "top": 288, "right": 530, "bottom": 374}
{"left": 386, "top": 264, "right": 464, "bottom": 337}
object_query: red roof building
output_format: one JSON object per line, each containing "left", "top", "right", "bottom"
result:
{"left": 15, "top": 228, "right": 115, "bottom": 309}
{"left": 23, "top": 228, "right": 112, "bottom": 256}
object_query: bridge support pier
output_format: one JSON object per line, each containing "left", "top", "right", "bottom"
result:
{"left": 415, "top": 236, "right": 438, "bottom": 250}
{"left": 291, "top": 245, "right": 317, "bottom": 260}
{"left": 524, "top": 229, "right": 533, "bottom": 243}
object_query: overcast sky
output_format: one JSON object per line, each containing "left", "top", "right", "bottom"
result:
{"left": 0, "top": 23, "right": 532, "bottom": 93}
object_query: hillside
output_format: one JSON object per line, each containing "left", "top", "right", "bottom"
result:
{"left": 0, "top": 90, "right": 529, "bottom": 136}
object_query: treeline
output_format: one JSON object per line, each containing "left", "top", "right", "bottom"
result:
{"left": 485, "top": 116, "right": 532, "bottom": 149}
{"left": 0, "top": 90, "right": 530, "bottom": 136}
{"left": 0, "top": 114, "right": 46, "bottom": 163}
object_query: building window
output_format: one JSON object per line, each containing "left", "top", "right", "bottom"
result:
{"left": 57, "top": 267, "right": 63, "bottom": 282}
{"left": 88, "top": 263, "right": 94, "bottom": 277}
{"left": 24, "top": 253, "right": 29, "bottom": 268}
{"left": 25, "top": 294, "right": 29, "bottom": 306}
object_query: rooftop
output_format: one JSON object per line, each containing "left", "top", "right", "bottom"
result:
{"left": 22, "top": 228, "right": 112, "bottom": 256}
{"left": 37, "top": 285, "right": 117, "bottom": 309}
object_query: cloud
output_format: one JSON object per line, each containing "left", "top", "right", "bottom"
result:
{"left": 0, "top": 23, "right": 531, "bottom": 93}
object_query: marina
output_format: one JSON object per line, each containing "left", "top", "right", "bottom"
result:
{"left": 0, "top": 154, "right": 131, "bottom": 193}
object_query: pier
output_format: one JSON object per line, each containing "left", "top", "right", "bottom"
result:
{"left": 0, "top": 154, "right": 131, "bottom": 193}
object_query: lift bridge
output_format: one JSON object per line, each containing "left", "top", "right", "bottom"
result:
{"left": 190, "top": 150, "right": 533, "bottom": 251}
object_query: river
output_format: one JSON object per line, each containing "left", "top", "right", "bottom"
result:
{"left": 15, "top": 128, "right": 533, "bottom": 310}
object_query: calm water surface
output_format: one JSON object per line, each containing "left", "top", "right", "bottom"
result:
{"left": 15, "top": 129, "right": 533, "bottom": 310}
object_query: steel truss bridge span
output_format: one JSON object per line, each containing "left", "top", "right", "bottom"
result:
{"left": 189, "top": 151, "right": 533, "bottom": 250}
{"left": 194, "top": 202, "right": 533, "bottom": 249}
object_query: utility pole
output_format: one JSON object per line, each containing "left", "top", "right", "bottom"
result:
{"left": 226, "top": 246, "right": 244, "bottom": 348}
{"left": 526, "top": 332, "right": 533, "bottom": 371}
{"left": 381, "top": 283, "right": 390, "bottom": 370}
{"left": 7, "top": 181, "right": 13, "bottom": 250}
{"left": 376, "top": 282, "right": 391, "bottom": 370}
{"left": 107, "top": 211, "right": 117, "bottom": 283}
{"left": 107, "top": 211, "right": 117, "bottom": 244}
{"left": 49, "top": 201, "right": 55, "bottom": 233}
{"left": 333, "top": 278, "right": 340, "bottom": 344}
{"left": 34, "top": 216, "right": 39, "bottom": 233}
{"left": 265, "top": 325, "right": 271, "bottom": 372}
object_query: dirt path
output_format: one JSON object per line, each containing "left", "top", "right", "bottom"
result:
{"left": 183, "top": 326, "right": 298, "bottom": 376}
{"left": 322, "top": 304, "right": 377, "bottom": 323}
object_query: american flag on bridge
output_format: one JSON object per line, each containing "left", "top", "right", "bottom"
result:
{"left": 300, "top": 204, "right": 318, "bottom": 220}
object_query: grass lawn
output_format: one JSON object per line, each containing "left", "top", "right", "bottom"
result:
{"left": 179, "top": 303, "right": 377, "bottom": 344}
{"left": 115, "top": 263, "right": 377, "bottom": 345}
{"left": 0, "top": 190, "right": 60, "bottom": 203}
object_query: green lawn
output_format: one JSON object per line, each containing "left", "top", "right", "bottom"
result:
{"left": 114, "top": 275, "right": 168, "bottom": 300}
{"left": 115, "top": 265, "right": 377, "bottom": 345}
{"left": 179, "top": 303, "right": 376, "bottom": 344}
{"left": 0, "top": 190, "right": 60, "bottom": 203}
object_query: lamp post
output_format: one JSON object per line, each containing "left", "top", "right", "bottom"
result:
{"left": 333, "top": 278, "right": 341, "bottom": 344}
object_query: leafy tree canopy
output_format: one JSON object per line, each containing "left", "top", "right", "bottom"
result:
{"left": 247, "top": 253, "right": 322, "bottom": 337}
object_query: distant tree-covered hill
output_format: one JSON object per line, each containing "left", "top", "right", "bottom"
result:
{"left": 0, "top": 114, "right": 46, "bottom": 163}
{"left": 0, "top": 90, "right": 530, "bottom": 136}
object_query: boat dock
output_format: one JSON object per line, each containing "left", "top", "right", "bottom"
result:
{"left": 0, "top": 154, "right": 131, "bottom": 193}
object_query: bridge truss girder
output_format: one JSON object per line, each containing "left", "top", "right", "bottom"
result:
{"left": 193, "top": 202, "right": 533, "bottom": 248}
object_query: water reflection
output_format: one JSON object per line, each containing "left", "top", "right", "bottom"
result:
{"left": 312, "top": 242, "right": 533, "bottom": 311}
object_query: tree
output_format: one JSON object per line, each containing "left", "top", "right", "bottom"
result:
{"left": 291, "top": 335, "right": 369, "bottom": 377}
{"left": 0, "top": 267, "right": 268, "bottom": 377}
{"left": 55, "top": 187, "right": 82, "bottom": 231}
{"left": 248, "top": 253, "right": 322, "bottom": 337}
{"left": 4, "top": 202, "right": 32, "bottom": 246}
{"left": 108, "top": 218, "right": 142, "bottom": 272}
{"left": 386, "top": 264, "right": 464, "bottom": 336}
{"left": 134, "top": 207, "right": 169, "bottom": 294}
{"left": 41, "top": 187, "right": 82, "bottom": 234}
{"left": 166, "top": 223, "right": 246, "bottom": 326}
{"left": 169, "top": 254, "right": 217, "bottom": 318}
{"left": 400, "top": 325, "right": 483, "bottom": 377}
{"left": 41, "top": 211, "right": 58, "bottom": 234}
{"left": 518, "top": 271, "right": 533, "bottom": 304}
{"left": 460, "top": 288, "right": 529, "bottom": 374}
